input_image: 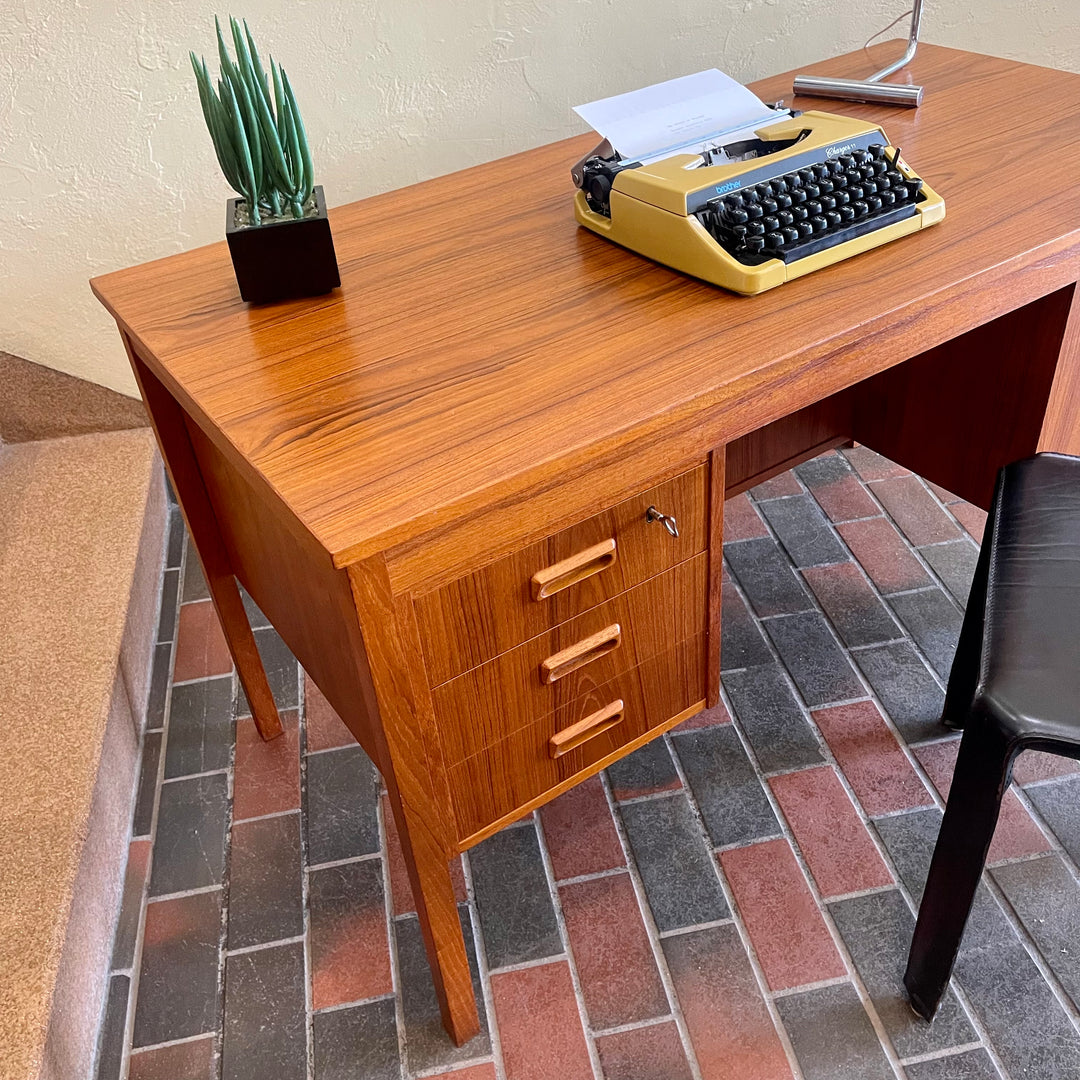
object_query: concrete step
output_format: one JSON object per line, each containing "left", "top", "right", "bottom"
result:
{"left": 0, "top": 428, "right": 165, "bottom": 1080}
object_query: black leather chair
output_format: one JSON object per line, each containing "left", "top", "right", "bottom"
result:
{"left": 905, "top": 452, "right": 1080, "bottom": 1021}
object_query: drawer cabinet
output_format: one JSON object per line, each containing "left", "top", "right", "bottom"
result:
{"left": 415, "top": 464, "right": 708, "bottom": 685}
{"left": 448, "top": 635, "right": 708, "bottom": 842}
{"left": 432, "top": 554, "right": 707, "bottom": 764}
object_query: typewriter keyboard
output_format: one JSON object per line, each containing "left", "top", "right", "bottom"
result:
{"left": 696, "top": 144, "right": 925, "bottom": 265}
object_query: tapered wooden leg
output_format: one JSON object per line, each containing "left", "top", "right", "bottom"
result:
{"left": 121, "top": 332, "right": 283, "bottom": 741}
{"left": 347, "top": 555, "right": 480, "bottom": 1046}
{"left": 387, "top": 789, "right": 479, "bottom": 1045}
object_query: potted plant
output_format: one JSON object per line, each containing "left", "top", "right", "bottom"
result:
{"left": 190, "top": 16, "right": 340, "bottom": 304}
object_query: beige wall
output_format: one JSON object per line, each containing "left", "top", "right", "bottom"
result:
{"left": 2, "top": 1, "right": 1077, "bottom": 396}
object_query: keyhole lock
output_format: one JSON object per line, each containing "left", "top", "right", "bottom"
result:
{"left": 645, "top": 505, "right": 679, "bottom": 538}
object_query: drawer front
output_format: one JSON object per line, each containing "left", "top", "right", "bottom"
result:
{"left": 449, "top": 636, "right": 707, "bottom": 843}
{"left": 432, "top": 553, "right": 707, "bottom": 764}
{"left": 416, "top": 464, "right": 708, "bottom": 686}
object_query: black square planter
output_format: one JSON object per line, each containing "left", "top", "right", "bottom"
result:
{"left": 225, "top": 185, "right": 340, "bottom": 304}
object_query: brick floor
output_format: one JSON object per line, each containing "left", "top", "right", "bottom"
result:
{"left": 94, "top": 455, "right": 1080, "bottom": 1080}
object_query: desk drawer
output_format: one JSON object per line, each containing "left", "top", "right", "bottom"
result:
{"left": 416, "top": 464, "right": 708, "bottom": 686}
{"left": 432, "top": 553, "right": 706, "bottom": 764}
{"left": 449, "top": 635, "right": 707, "bottom": 843}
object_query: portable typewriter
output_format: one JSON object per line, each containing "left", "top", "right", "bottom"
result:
{"left": 572, "top": 110, "right": 945, "bottom": 296}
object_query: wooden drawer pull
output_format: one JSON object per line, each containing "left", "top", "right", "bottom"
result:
{"left": 549, "top": 700, "right": 625, "bottom": 758}
{"left": 540, "top": 623, "right": 621, "bottom": 684}
{"left": 531, "top": 538, "right": 617, "bottom": 601}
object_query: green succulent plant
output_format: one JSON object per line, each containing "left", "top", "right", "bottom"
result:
{"left": 190, "top": 16, "right": 315, "bottom": 225}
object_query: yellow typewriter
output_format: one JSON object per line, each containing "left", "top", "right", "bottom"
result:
{"left": 572, "top": 110, "right": 945, "bottom": 296}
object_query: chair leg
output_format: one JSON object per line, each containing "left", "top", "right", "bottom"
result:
{"left": 904, "top": 721, "right": 1017, "bottom": 1019}
{"left": 940, "top": 497, "right": 995, "bottom": 730}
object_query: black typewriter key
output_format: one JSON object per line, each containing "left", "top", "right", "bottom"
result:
{"left": 894, "top": 185, "right": 910, "bottom": 201}
{"left": 726, "top": 206, "right": 749, "bottom": 225}
{"left": 834, "top": 190, "right": 850, "bottom": 205}
{"left": 756, "top": 183, "right": 771, "bottom": 199}
{"left": 745, "top": 236, "right": 766, "bottom": 254}
{"left": 869, "top": 143, "right": 886, "bottom": 158}
{"left": 811, "top": 214, "right": 829, "bottom": 232}
{"left": 852, "top": 199, "right": 869, "bottom": 217}
{"left": 762, "top": 215, "right": 780, "bottom": 232}
{"left": 797, "top": 220, "right": 813, "bottom": 238}
{"left": 818, "top": 178, "right": 835, "bottom": 194}
{"left": 820, "top": 194, "right": 837, "bottom": 211}
{"left": 791, "top": 188, "right": 808, "bottom": 205}
{"left": 838, "top": 154, "right": 854, "bottom": 169}
{"left": 871, "top": 159, "right": 888, "bottom": 175}
{"left": 746, "top": 202, "right": 764, "bottom": 219}
{"left": 787, "top": 172, "right": 802, "bottom": 188}
{"left": 781, "top": 225, "right": 799, "bottom": 244}
{"left": 746, "top": 220, "right": 765, "bottom": 236}
{"left": 803, "top": 183, "right": 821, "bottom": 199}
{"left": 777, "top": 209, "right": 795, "bottom": 227}
{"left": 776, "top": 193, "right": 792, "bottom": 210}
{"left": 770, "top": 178, "right": 788, "bottom": 194}
{"left": 844, "top": 169, "right": 861, "bottom": 186}
{"left": 880, "top": 190, "right": 896, "bottom": 207}
{"left": 799, "top": 168, "right": 816, "bottom": 184}
{"left": 866, "top": 194, "right": 882, "bottom": 212}
{"left": 824, "top": 210, "right": 841, "bottom": 228}
{"left": 813, "top": 162, "right": 830, "bottom": 178}
{"left": 761, "top": 197, "right": 778, "bottom": 214}
{"left": 848, "top": 184, "right": 864, "bottom": 201}
{"left": 908, "top": 177, "right": 924, "bottom": 195}
{"left": 828, "top": 160, "right": 845, "bottom": 175}
{"left": 732, "top": 224, "right": 749, "bottom": 243}
{"left": 792, "top": 205, "right": 808, "bottom": 221}
{"left": 804, "top": 200, "right": 822, "bottom": 218}
{"left": 862, "top": 179, "right": 877, "bottom": 195}
{"left": 839, "top": 205, "right": 856, "bottom": 222}
{"left": 885, "top": 169, "right": 904, "bottom": 186}
{"left": 764, "top": 231, "right": 784, "bottom": 250}
{"left": 744, "top": 188, "right": 760, "bottom": 202}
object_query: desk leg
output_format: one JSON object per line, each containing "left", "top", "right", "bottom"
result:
{"left": 347, "top": 557, "right": 481, "bottom": 1046}
{"left": 122, "top": 333, "right": 283, "bottom": 741}
{"left": 1038, "top": 283, "right": 1080, "bottom": 455}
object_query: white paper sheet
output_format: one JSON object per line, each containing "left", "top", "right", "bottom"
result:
{"left": 574, "top": 69, "right": 783, "bottom": 164}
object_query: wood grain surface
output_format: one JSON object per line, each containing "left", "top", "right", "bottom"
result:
{"left": 92, "top": 44, "right": 1080, "bottom": 571}
{"left": 414, "top": 463, "right": 706, "bottom": 684}
{"left": 431, "top": 554, "right": 707, "bottom": 763}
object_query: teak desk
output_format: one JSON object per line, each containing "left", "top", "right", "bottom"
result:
{"left": 94, "top": 44, "right": 1080, "bottom": 1045}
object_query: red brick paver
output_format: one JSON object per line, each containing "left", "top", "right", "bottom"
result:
{"left": 663, "top": 922, "right": 793, "bottom": 1080}
{"left": 558, "top": 872, "right": 668, "bottom": 1029}
{"left": 490, "top": 961, "right": 594, "bottom": 1080}
{"left": 724, "top": 492, "right": 770, "bottom": 540}
{"left": 172, "top": 600, "right": 232, "bottom": 681}
{"left": 539, "top": 775, "right": 625, "bottom": 882}
{"left": 769, "top": 767, "right": 893, "bottom": 898}
{"left": 836, "top": 517, "right": 933, "bottom": 593}
{"left": 870, "top": 475, "right": 962, "bottom": 546}
{"left": 128, "top": 1036, "right": 216, "bottom": 1080}
{"left": 304, "top": 674, "right": 354, "bottom": 752}
{"left": 721, "top": 839, "right": 846, "bottom": 991}
{"left": 812, "top": 701, "right": 933, "bottom": 816}
{"left": 233, "top": 711, "right": 300, "bottom": 821}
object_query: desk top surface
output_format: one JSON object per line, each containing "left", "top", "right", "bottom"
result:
{"left": 93, "top": 44, "right": 1080, "bottom": 567}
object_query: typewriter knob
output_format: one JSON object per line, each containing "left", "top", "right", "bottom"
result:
{"left": 587, "top": 173, "right": 612, "bottom": 207}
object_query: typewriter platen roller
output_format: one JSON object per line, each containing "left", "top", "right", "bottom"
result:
{"left": 572, "top": 110, "right": 944, "bottom": 295}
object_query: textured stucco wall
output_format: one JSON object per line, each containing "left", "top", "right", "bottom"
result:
{"left": 2, "top": 1, "right": 1078, "bottom": 396}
